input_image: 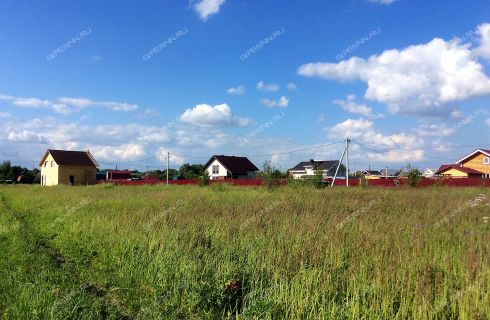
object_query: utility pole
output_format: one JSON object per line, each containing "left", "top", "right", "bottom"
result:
{"left": 166, "top": 152, "right": 169, "bottom": 185}
{"left": 345, "top": 137, "right": 350, "bottom": 187}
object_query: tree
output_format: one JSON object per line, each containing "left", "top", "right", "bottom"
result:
{"left": 179, "top": 163, "right": 204, "bottom": 179}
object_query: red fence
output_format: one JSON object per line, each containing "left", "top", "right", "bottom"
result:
{"left": 99, "top": 178, "right": 490, "bottom": 187}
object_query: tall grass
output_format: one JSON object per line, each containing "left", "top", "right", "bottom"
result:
{"left": 0, "top": 184, "right": 489, "bottom": 319}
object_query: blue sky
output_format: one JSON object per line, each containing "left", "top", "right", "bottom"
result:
{"left": 1, "top": 0, "right": 490, "bottom": 171}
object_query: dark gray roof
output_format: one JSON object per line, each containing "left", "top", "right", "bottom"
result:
{"left": 40, "top": 149, "right": 98, "bottom": 167}
{"left": 291, "top": 160, "right": 341, "bottom": 171}
{"left": 204, "top": 155, "right": 259, "bottom": 175}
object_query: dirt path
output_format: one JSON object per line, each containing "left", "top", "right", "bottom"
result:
{"left": 0, "top": 193, "right": 131, "bottom": 320}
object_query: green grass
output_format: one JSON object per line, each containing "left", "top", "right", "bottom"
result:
{"left": 0, "top": 184, "right": 489, "bottom": 319}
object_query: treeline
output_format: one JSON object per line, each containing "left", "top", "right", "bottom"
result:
{"left": 0, "top": 161, "right": 39, "bottom": 184}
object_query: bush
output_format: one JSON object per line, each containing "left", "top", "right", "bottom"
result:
{"left": 312, "top": 170, "right": 328, "bottom": 189}
{"left": 406, "top": 165, "right": 422, "bottom": 187}
{"left": 198, "top": 171, "right": 210, "bottom": 187}
{"left": 260, "top": 161, "right": 281, "bottom": 189}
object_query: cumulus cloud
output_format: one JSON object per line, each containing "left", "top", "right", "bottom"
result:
{"left": 298, "top": 35, "right": 490, "bottom": 117}
{"left": 261, "top": 96, "right": 289, "bottom": 108}
{"left": 179, "top": 103, "right": 253, "bottom": 127}
{"left": 155, "top": 148, "right": 186, "bottom": 165}
{"left": 0, "top": 112, "right": 11, "bottom": 118}
{"left": 286, "top": 83, "right": 298, "bottom": 91}
{"left": 416, "top": 123, "right": 456, "bottom": 137}
{"left": 227, "top": 85, "right": 245, "bottom": 95}
{"left": 257, "top": 81, "right": 279, "bottom": 92}
{"left": 327, "top": 118, "right": 424, "bottom": 162}
{"left": 333, "top": 95, "right": 383, "bottom": 119}
{"left": 193, "top": 0, "right": 226, "bottom": 21}
{"left": 473, "top": 23, "right": 490, "bottom": 59}
{"left": 486, "top": 118, "right": 490, "bottom": 127}
{"left": 7, "top": 130, "right": 45, "bottom": 143}
{"left": 91, "top": 144, "right": 145, "bottom": 161}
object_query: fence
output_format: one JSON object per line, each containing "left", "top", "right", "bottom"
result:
{"left": 98, "top": 178, "right": 490, "bottom": 187}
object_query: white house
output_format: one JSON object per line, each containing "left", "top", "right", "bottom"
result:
{"left": 203, "top": 155, "right": 259, "bottom": 180}
{"left": 289, "top": 160, "right": 346, "bottom": 180}
{"left": 422, "top": 168, "right": 438, "bottom": 178}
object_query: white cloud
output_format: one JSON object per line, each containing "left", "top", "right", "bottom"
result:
{"left": 327, "top": 118, "right": 424, "bottom": 162}
{"left": 299, "top": 36, "right": 490, "bottom": 117}
{"left": 286, "top": 83, "right": 298, "bottom": 91}
{"left": 368, "top": 0, "right": 398, "bottom": 4}
{"left": 257, "top": 81, "right": 279, "bottom": 92}
{"left": 58, "top": 97, "right": 138, "bottom": 112}
{"left": 473, "top": 23, "right": 490, "bottom": 59}
{"left": 12, "top": 97, "right": 52, "bottom": 108}
{"left": 92, "top": 144, "right": 145, "bottom": 161}
{"left": 7, "top": 130, "right": 44, "bottom": 143}
{"left": 261, "top": 96, "right": 289, "bottom": 108}
{"left": 227, "top": 85, "right": 245, "bottom": 95}
{"left": 0, "top": 112, "right": 11, "bottom": 118}
{"left": 486, "top": 118, "right": 490, "bottom": 127}
{"left": 1, "top": 93, "right": 138, "bottom": 114}
{"left": 155, "top": 148, "right": 186, "bottom": 165}
{"left": 333, "top": 95, "right": 383, "bottom": 119}
{"left": 179, "top": 103, "right": 253, "bottom": 127}
{"left": 416, "top": 124, "right": 456, "bottom": 137}
{"left": 193, "top": 0, "right": 226, "bottom": 21}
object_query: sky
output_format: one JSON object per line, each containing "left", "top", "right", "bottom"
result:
{"left": 1, "top": 0, "right": 490, "bottom": 172}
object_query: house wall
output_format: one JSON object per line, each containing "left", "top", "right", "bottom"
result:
{"left": 205, "top": 159, "right": 228, "bottom": 180}
{"left": 40, "top": 153, "right": 59, "bottom": 186}
{"left": 58, "top": 166, "right": 97, "bottom": 185}
{"left": 461, "top": 153, "right": 490, "bottom": 174}
{"left": 441, "top": 168, "right": 469, "bottom": 178}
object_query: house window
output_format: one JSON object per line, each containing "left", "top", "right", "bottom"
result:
{"left": 44, "top": 161, "right": 48, "bottom": 167}
{"left": 212, "top": 165, "right": 219, "bottom": 174}
{"left": 51, "top": 161, "right": 54, "bottom": 167}
{"left": 484, "top": 156, "right": 490, "bottom": 165}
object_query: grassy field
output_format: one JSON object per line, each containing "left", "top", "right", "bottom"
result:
{"left": 0, "top": 184, "right": 489, "bottom": 319}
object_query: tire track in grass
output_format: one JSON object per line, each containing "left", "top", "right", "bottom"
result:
{"left": 0, "top": 193, "right": 132, "bottom": 319}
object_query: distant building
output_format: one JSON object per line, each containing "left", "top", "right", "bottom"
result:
{"left": 39, "top": 149, "right": 98, "bottom": 186}
{"left": 436, "top": 149, "right": 490, "bottom": 179}
{"left": 106, "top": 170, "right": 131, "bottom": 181}
{"left": 456, "top": 149, "right": 490, "bottom": 178}
{"left": 422, "top": 168, "right": 438, "bottom": 179}
{"left": 357, "top": 170, "right": 382, "bottom": 180}
{"left": 436, "top": 164, "right": 484, "bottom": 178}
{"left": 289, "top": 160, "right": 346, "bottom": 180}
{"left": 203, "top": 155, "right": 259, "bottom": 180}
{"left": 378, "top": 169, "right": 402, "bottom": 179}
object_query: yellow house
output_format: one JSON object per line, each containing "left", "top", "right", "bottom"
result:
{"left": 456, "top": 149, "right": 490, "bottom": 178}
{"left": 39, "top": 149, "right": 98, "bottom": 186}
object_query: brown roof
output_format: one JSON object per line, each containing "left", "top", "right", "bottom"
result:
{"left": 436, "top": 164, "right": 483, "bottom": 175}
{"left": 204, "top": 155, "right": 259, "bottom": 175}
{"left": 40, "top": 149, "right": 98, "bottom": 167}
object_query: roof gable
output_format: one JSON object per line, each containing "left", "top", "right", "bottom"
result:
{"left": 436, "top": 164, "right": 483, "bottom": 175}
{"left": 456, "top": 149, "right": 490, "bottom": 164}
{"left": 39, "top": 149, "right": 98, "bottom": 167}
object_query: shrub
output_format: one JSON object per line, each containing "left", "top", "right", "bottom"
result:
{"left": 198, "top": 171, "right": 210, "bottom": 187}
{"left": 406, "top": 165, "right": 422, "bottom": 187}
